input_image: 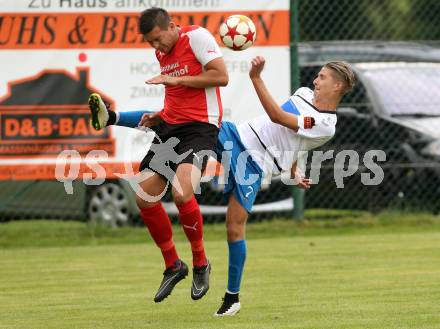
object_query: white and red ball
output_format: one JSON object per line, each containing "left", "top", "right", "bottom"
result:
{"left": 219, "top": 15, "right": 257, "bottom": 51}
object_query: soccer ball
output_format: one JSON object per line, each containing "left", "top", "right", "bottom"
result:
{"left": 219, "top": 15, "right": 257, "bottom": 51}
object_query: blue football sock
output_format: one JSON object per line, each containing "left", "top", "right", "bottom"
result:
{"left": 117, "top": 110, "right": 153, "bottom": 128}
{"left": 227, "top": 240, "right": 246, "bottom": 293}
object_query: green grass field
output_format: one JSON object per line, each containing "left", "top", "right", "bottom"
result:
{"left": 1, "top": 211, "right": 440, "bottom": 329}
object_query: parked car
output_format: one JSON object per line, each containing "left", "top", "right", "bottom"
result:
{"left": 300, "top": 61, "right": 440, "bottom": 212}
{"left": 298, "top": 40, "right": 440, "bottom": 64}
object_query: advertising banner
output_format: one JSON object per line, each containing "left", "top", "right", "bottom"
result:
{"left": 0, "top": 0, "right": 290, "bottom": 180}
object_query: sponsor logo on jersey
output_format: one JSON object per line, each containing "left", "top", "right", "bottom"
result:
{"left": 304, "top": 117, "right": 316, "bottom": 129}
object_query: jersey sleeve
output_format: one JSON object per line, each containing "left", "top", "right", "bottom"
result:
{"left": 297, "top": 113, "right": 336, "bottom": 139}
{"left": 294, "top": 113, "right": 336, "bottom": 151}
{"left": 187, "top": 27, "right": 223, "bottom": 66}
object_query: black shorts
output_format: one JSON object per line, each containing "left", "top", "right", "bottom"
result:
{"left": 139, "top": 121, "right": 219, "bottom": 180}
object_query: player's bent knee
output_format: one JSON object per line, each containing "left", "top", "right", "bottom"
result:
{"left": 135, "top": 194, "right": 159, "bottom": 209}
{"left": 227, "top": 229, "right": 244, "bottom": 242}
{"left": 226, "top": 221, "right": 245, "bottom": 241}
{"left": 171, "top": 189, "right": 194, "bottom": 206}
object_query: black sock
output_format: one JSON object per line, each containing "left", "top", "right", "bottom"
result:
{"left": 224, "top": 292, "right": 239, "bottom": 303}
{"left": 107, "top": 110, "right": 116, "bottom": 126}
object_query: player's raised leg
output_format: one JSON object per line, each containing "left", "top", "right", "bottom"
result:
{"left": 88, "top": 92, "right": 152, "bottom": 130}
{"left": 88, "top": 93, "right": 110, "bottom": 130}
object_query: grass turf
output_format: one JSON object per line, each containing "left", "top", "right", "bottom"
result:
{"left": 1, "top": 211, "right": 440, "bottom": 328}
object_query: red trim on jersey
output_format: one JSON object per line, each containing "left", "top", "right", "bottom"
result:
{"left": 215, "top": 86, "right": 223, "bottom": 127}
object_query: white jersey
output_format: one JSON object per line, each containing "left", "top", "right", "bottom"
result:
{"left": 236, "top": 87, "right": 337, "bottom": 176}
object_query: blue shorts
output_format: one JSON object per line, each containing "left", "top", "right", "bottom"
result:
{"left": 215, "top": 121, "right": 263, "bottom": 213}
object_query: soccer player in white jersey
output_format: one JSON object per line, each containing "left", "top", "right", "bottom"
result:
{"left": 212, "top": 56, "right": 354, "bottom": 316}
{"left": 88, "top": 56, "right": 355, "bottom": 315}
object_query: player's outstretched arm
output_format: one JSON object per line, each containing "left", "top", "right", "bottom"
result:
{"left": 177, "top": 57, "right": 229, "bottom": 88}
{"left": 249, "top": 56, "right": 300, "bottom": 131}
{"left": 146, "top": 57, "right": 228, "bottom": 88}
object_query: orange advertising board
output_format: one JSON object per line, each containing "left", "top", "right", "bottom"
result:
{"left": 1, "top": 3, "right": 291, "bottom": 181}
{"left": 0, "top": 11, "right": 289, "bottom": 49}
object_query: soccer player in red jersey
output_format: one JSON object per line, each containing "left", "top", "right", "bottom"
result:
{"left": 89, "top": 7, "right": 228, "bottom": 303}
